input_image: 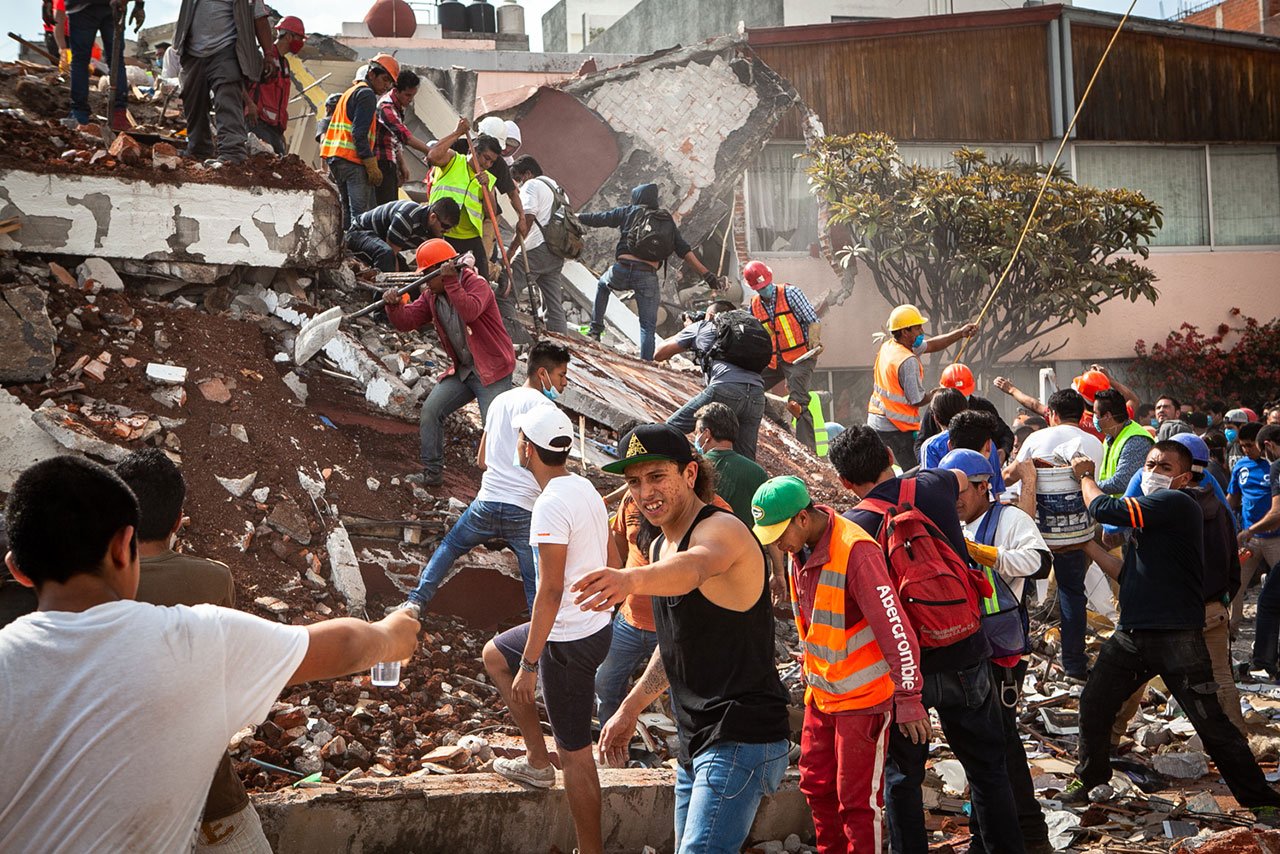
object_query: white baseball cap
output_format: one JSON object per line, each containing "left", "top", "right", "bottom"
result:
{"left": 514, "top": 405, "right": 574, "bottom": 451}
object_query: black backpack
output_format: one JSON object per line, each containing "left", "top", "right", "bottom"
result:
{"left": 626, "top": 208, "right": 677, "bottom": 262}
{"left": 532, "top": 177, "right": 585, "bottom": 260}
{"left": 704, "top": 309, "right": 772, "bottom": 374}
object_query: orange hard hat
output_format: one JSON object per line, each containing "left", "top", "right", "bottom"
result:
{"left": 1072, "top": 370, "right": 1110, "bottom": 404}
{"left": 742, "top": 260, "right": 772, "bottom": 290}
{"left": 940, "top": 363, "right": 975, "bottom": 397}
{"left": 369, "top": 53, "right": 400, "bottom": 82}
{"left": 275, "top": 15, "right": 306, "bottom": 36}
{"left": 415, "top": 238, "right": 456, "bottom": 272}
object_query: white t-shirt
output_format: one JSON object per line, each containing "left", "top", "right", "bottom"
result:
{"left": 529, "top": 473, "right": 612, "bottom": 642}
{"left": 0, "top": 601, "right": 309, "bottom": 853}
{"left": 518, "top": 176, "right": 565, "bottom": 253}
{"left": 475, "top": 386, "right": 553, "bottom": 511}
{"left": 962, "top": 503, "right": 1049, "bottom": 601}
{"left": 1008, "top": 423, "right": 1104, "bottom": 498}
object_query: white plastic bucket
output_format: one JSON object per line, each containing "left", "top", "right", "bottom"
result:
{"left": 1034, "top": 466, "right": 1096, "bottom": 546}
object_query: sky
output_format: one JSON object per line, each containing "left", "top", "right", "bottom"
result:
{"left": 1, "top": 0, "right": 1184, "bottom": 62}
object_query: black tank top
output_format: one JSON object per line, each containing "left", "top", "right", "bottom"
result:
{"left": 651, "top": 504, "right": 790, "bottom": 764}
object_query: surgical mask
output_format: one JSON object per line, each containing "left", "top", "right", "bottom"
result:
{"left": 1150, "top": 418, "right": 1158, "bottom": 428}
{"left": 1140, "top": 471, "right": 1172, "bottom": 495}
{"left": 912, "top": 333, "right": 925, "bottom": 350}
{"left": 757, "top": 283, "right": 776, "bottom": 300}
{"left": 1206, "top": 415, "right": 1213, "bottom": 426}
{"left": 538, "top": 370, "right": 559, "bottom": 402}
{"left": 288, "top": 37, "right": 305, "bottom": 54}
{"left": 1226, "top": 428, "right": 1239, "bottom": 443}
{"left": 693, "top": 436, "right": 705, "bottom": 454}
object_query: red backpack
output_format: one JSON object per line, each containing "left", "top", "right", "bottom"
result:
{"left": 853, "top": 477, "right": 993, "bottom": 648}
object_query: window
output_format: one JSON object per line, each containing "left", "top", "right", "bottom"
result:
{"left": 1210, "top": 147, "right": 1280, "bottom": 246}
{"left": 897, "top": 143, "right": 1039, "bottom": 170}
{"left": 1074, "top": 145, "right": 1209, "bottom": 247}
{"left": 745, "top": 143, "right": 820, "bottom": 253}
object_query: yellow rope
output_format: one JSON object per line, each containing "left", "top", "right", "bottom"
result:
{"left": 955, "top": 0, "right": 1140, "bottom": 364}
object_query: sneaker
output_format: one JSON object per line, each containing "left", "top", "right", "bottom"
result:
{"left": 493, "top": 756, "right": 555, "bottom": 788}
{"left": 60, "top": 116, "right": 83, "bottom": 131}
{"left": 389, "top": 601, "right": 421, "bottom": 620}
{"left": 405, "top": 471, "right": 444, "bottom": 488}
{"left": 109, "top": 107, "right": 130, "bottom": 132}
{"left": 1253, "top": 806, "right": 1280, "bottom": 827}
{"left": 1058, "top": 778, "right": 1089, "bottom": 805}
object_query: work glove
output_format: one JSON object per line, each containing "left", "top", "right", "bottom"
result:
{"left": 361, "top": 157, "right": 383, "bottom": 187}
{"left": 808, "top": 321, "right": 822, "bottom": 351}
{"left": 59, "top": 50, "right": 71, "bottom": 74}
{"left": 965, "top": 540, "right": 999, "bottom": 568}
{"left": 702, "top": 271, "right": 723, "bottom": 290}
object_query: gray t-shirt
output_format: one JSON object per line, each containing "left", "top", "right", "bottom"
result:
{"left": 435, "top": 295, "right": 474, "bottom": 379}
{"left": 187, "top": 0, "right": 266, "bottom": 58}
{"left": 675, "top": 320, "right": 763, "bottom": 388}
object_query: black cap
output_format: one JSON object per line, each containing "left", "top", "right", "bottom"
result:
{"left": 602, "top": 423, "right": 695, "bottom": 474}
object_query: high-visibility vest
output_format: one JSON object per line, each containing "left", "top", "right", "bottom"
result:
{"left": 789, "top": 512, "right": 895, "bottom": 714}
{"left": 429, "top": 151, "right": 492, "bottom": 240}
{"left": 319, "top": 82, "right": 376, "bottom": 165}
{"left": 751, "top": 286, "right": 810, "bottom": 370}
{"left": 1100, "top": 420, "right": 1154, "bottom": 491}
{"left": 868, "top": 339, "right": 923, "bottom": 432}
{"left": 792, "top": 392, "right": 830, "bottom": 457}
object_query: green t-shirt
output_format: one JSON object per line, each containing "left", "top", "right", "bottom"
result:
{"left": 705, "top": 448, "right": 768, "bottom": 528}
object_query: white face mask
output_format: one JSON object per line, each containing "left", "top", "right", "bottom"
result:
{"left": 1140, "top": 471, "right": 1173, "bottom": 496}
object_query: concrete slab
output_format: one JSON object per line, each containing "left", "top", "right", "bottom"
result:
{"left": 254, "top": 768, "right": 813, "bottom": 854}
{"left": 0, "top": 391, "right": 68, "bottom": 491}
{"left": 0, "top": 169, "right": 341, "bottom": 268}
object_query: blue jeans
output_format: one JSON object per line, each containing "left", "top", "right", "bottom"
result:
{"left": 673, "top": 738, "right": 789, "bottom": 854}
{"left": 1253, "top": 562, "right": 1280, "bottom": 673}
{"left": 667, "top": 382, "right": 766, "bottom": 461}
{"left": 328, "top": 157, "right": 374, "bottom": 231}
{"left": 594, "top": 611, "right": 658, "bottom": 724}
{"left": 419, "top": 371, "right": 512, "bottom": 478}
{"left": 407, "top": 499, "right": 536, "bottom": 610}
{"left": 590, "top": 261, "right": 660, "bottom": 360}
{"left": 68, "top": 4, "right": 127, "bottom": 124}
{"left": 886, "top": 661, "right": 1024, "bottom": 854}
{"left": 1052, "top": 549, "right": 1088, "bottom": 676}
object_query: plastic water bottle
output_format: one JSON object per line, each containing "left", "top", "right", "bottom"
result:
{"left": 370, "top": 661, "right": 401, "bottom": 687}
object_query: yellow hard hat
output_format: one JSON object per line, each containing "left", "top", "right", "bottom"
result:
{"left": 888, "top": 304, "right": 928, "bottom": 332}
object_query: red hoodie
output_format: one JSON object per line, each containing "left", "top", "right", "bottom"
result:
{"left": 385, "top": 265, "right": 515, "bottom": 386}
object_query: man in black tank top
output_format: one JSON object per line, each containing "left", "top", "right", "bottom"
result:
{"left": 573, "top": 424, "right": 791, "bottom": 854}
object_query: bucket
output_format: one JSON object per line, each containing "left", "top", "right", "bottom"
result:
{"left": 1033, "top": 466, "right": 1095, "bottom": 546}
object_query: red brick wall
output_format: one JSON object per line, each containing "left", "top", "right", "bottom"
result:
{"left": 1181, "top": 0, "right": 1269, "bottom": 33}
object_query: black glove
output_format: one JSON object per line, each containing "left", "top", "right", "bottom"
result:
{"left": 702, "top": 271, "right": 722, "bottom": 290}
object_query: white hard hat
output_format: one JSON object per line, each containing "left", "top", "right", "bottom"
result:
{"left": 504, "top": 121, "right": 521, "bottom": 148}
{"left": 476, "top": 116, "right": 507, "bottom": 146}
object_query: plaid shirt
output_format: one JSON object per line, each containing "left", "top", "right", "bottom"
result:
{"left": 374, "top": 92, "right": 412, "bottom": 163}
{"left": 757, "top": 284, "right": 819, "bottom": 326}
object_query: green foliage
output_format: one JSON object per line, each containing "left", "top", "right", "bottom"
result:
{"left": 807, "top": 133, "right": 1161, "bottom": 370}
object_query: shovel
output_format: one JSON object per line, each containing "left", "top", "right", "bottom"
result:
{"left": 294, "top": 267, "right": 443, "bottom": 365}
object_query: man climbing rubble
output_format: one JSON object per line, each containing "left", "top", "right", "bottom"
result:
{"left": 399, "top": 341, "right": 570, "bottom": 612}
{"left": 244, "top": 15, "right": 306, "bottom": 155}
{"left": 320, "top": 53, "right": 399, "bottom": 228}
{"left": 427, "top": 117, "right": 504, "bottom": 280}
{"left": 0, "top": 457, "right": 420, "bottom": 850}
{"left": 382, "top": 238, "right": 515, "bottom": 488}
{"left": 346, "top": 198, "right": 460, "bottom": 273}
{"left": 574, "top": 424, "right": 790, "bottom": 852}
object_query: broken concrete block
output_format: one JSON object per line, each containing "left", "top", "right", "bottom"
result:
{"left": 251, "top": 486, "right": 270, "bottom": 503}
{"left": 0, "top": 285, "right": 57, "bottom": 382}
{"left": 255, "top": 595, "right": 290, "bottom": 614}
{"left": 81, "top": 358, "right": 109, "bottom": 382}
{"left": 215, "top": 472, "right": 257, "bottom": 498}
{"left": 107, "top": 133, "right": 143, "bottom": 167}
{"left": 30, "top": 405, "right": 128, "bottom": 463}
{"left": 1152, "top": 751, "right": 1209, "bottom": 780}
{"left": 230, "top": 424, "right": 248, "bottom": 443}
{"left": 146, "top": 363, "right": 187, "bottom": 384}
{"left": 298, "top": 469, "right": 325, "bottom": 501}
{"left": 326, "top": 525, "right": 366, "bottom": 614}
{"left": 282, "top": 372, "right": 308, "bottom": 404}
{"left": 1186, "top": 791, "right": 1220, "bottom": 814}
{"left": 197, "top": 377, "right": 232, "bottom": 404}
{"left": 76, "top": 258, "right": 124, "bottom": 292}
{"left": 151, "top": 387, "right": 187, "bottom": 409}
{"left": 267, "top": 501, "right": 313, "bottom": 545}
{"left": 47, "top": 262, "right": 77, "bottom": 289}
{"left": 0, "top": 391, "right": 65, "bottom": 492}
{"left": 366, "top": 477, "right": 380, "bottom": 492}
{"left": 151, "top": 141, "right": 180, "bottom": 171}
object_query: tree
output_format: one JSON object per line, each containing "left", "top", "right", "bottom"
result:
{"left": 806, "top": 133, "right": 1162, "bottom": 372}
{"left": 1133, "top": 309, "right": 1280, "bottom": 408}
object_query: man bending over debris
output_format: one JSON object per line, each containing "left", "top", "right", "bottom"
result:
{"left": 1062, "top": 442, "right": 1280, "bottom": 818}
{"left": 401, "top": 341, "right": 570, "bottom": 612}
{"left": 0, "top": 456, "right": 421, "bottom": 851}
{"left": 383, "top": 238, "right": 515, "bottom": 487}
{"left": 115, "top": 448, "right": 268, "bottom": 852}
{"left": 346, "top": 198, "right": 460, "bottom": 273}
{"left": 574, "top": 424, "right": 791, "bottom": 853}
{"left": 483, "top": 405, "right": 614, "bottom": 854}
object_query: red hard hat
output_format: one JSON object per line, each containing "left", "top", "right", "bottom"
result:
{"left": 1243, "top": 407, "right": 1259, "bottom": 422}
{"left": 415, "top": 238, "right": 457, "bottom": 272}
{"left": 1072, "top": 370, "right": 1110, "bottom": 404}
{"left": 742, "top": 260, "right": 772, "bottom": 290}
{"left": 940, "top": 363, "right": 975, "bottom": 397}
{"left": 275, "top": 15, "right": 306, "bottom": 36}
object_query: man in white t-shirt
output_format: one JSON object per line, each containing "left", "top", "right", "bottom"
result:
{"left": 509, "top": 155, "right": 574, "bottom": 335}
{"left": 1002, "top": 388, "right": 1104, "bottom": 681}
{"left": 403, "top": 341, "right": 572, "bottom": 612}
{"left": 0, "top": 457, "right": 419, "bottom": 853}
{"left": 482, "top": 405, "right": 614, "bottom": 854}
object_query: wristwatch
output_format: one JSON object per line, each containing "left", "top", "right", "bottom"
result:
{"left": 519, "top": 658, "right": 538, "bottom": 674}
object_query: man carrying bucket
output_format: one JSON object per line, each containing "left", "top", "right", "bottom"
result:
{"left": 1003, "top": 389, "right": 1102, "bottom": 681}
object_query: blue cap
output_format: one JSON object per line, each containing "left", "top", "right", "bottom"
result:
{"left": 939, "top": 448, "right": 993, "bottom": 481}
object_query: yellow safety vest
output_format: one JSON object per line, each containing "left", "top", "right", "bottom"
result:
{"left": 318, "top": 82, "right": 376, "bottom": 165}
{"left": 429, "top": 151, "right": 492, "bottom": 240}
{"left": 792, "top": 392, "right": 830, "bottom": 457}
{"left": 1100, "top": 420, "right": 1153, "bottom": 492}
{"left": 868, "top": 340, "right": 923, "bottom": 432}
{"left": 751, "top": 286, "right": 810, "bottom": 369}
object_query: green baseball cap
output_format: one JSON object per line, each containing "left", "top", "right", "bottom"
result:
{"left": 750, "top": 476, "right": 811, "bottom": 545}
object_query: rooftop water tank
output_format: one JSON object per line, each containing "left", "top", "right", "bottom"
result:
{"left": 364, "top": 0, "right": 417, "bottom": 38}
{"left": 497, "top": 0, "right": 524, "bottom": 35}
{"left": 467, "top": 0, "right": 497, "bottom": 33}
{"left": 438, "top": 0, "right": 466, "bottom": 31}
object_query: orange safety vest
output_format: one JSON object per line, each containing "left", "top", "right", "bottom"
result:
{"left": 319, "top": 82, "right": 376, "bottom": 165}
{"left": 751, "top": 286, "right": 810, "bottom": 370}
{"left": 867, "top": 339, "right": 924, "bottom": 432}
{"left": 790, "top": 512, "right": 895, "bottom": 713}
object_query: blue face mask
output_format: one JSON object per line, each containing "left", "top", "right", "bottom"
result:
{"left": 1092, "top": 415, "right": 1102, "bottom": 433}
{"left": 539, "top": 370, "right": 560, "bottom": 402}
{"left": 1226, "top": 428, "right": 1239, "bottom": 443}
{"left": 1206, "top": 415, "right": 1213, "bottom": 427}
{"left": 758, "top": 283, "right": 776, "bottom": 300}
{"left": 693, "top": 436, "right": 705, "bottom": 455}
{"left": 912, "top": 333, "right": 925, "bottom": 350}
{"left": 1150, "top": 418, "right": 1159, "bottom": 429}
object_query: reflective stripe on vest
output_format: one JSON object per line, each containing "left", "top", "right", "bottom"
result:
{"left": 319, "top": 82, "right": 376, "bottom": 165}
{"left": 1100, "top": 420, "right": 1153, "bottom": 492}
{"left": 429, "top": 151, "right": 490, "bottom": 240}
{"left": 867, "top": 340, "right": 923, "bottom": 431}
{"left": 790, "top": 514, "right": 895, "bottom": 713}
{"left": 751, "top": 287, "right": 810, "bottom": 370}
{"left": 791, "top": 392, "right": 830, "bottom": 457}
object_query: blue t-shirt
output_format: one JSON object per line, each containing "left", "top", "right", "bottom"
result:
{"left": 921, "top": 431, "right": 1006, "bottom": 495}
{"left": 1229, "top": 457, "right": 1279, "bottom": 537}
